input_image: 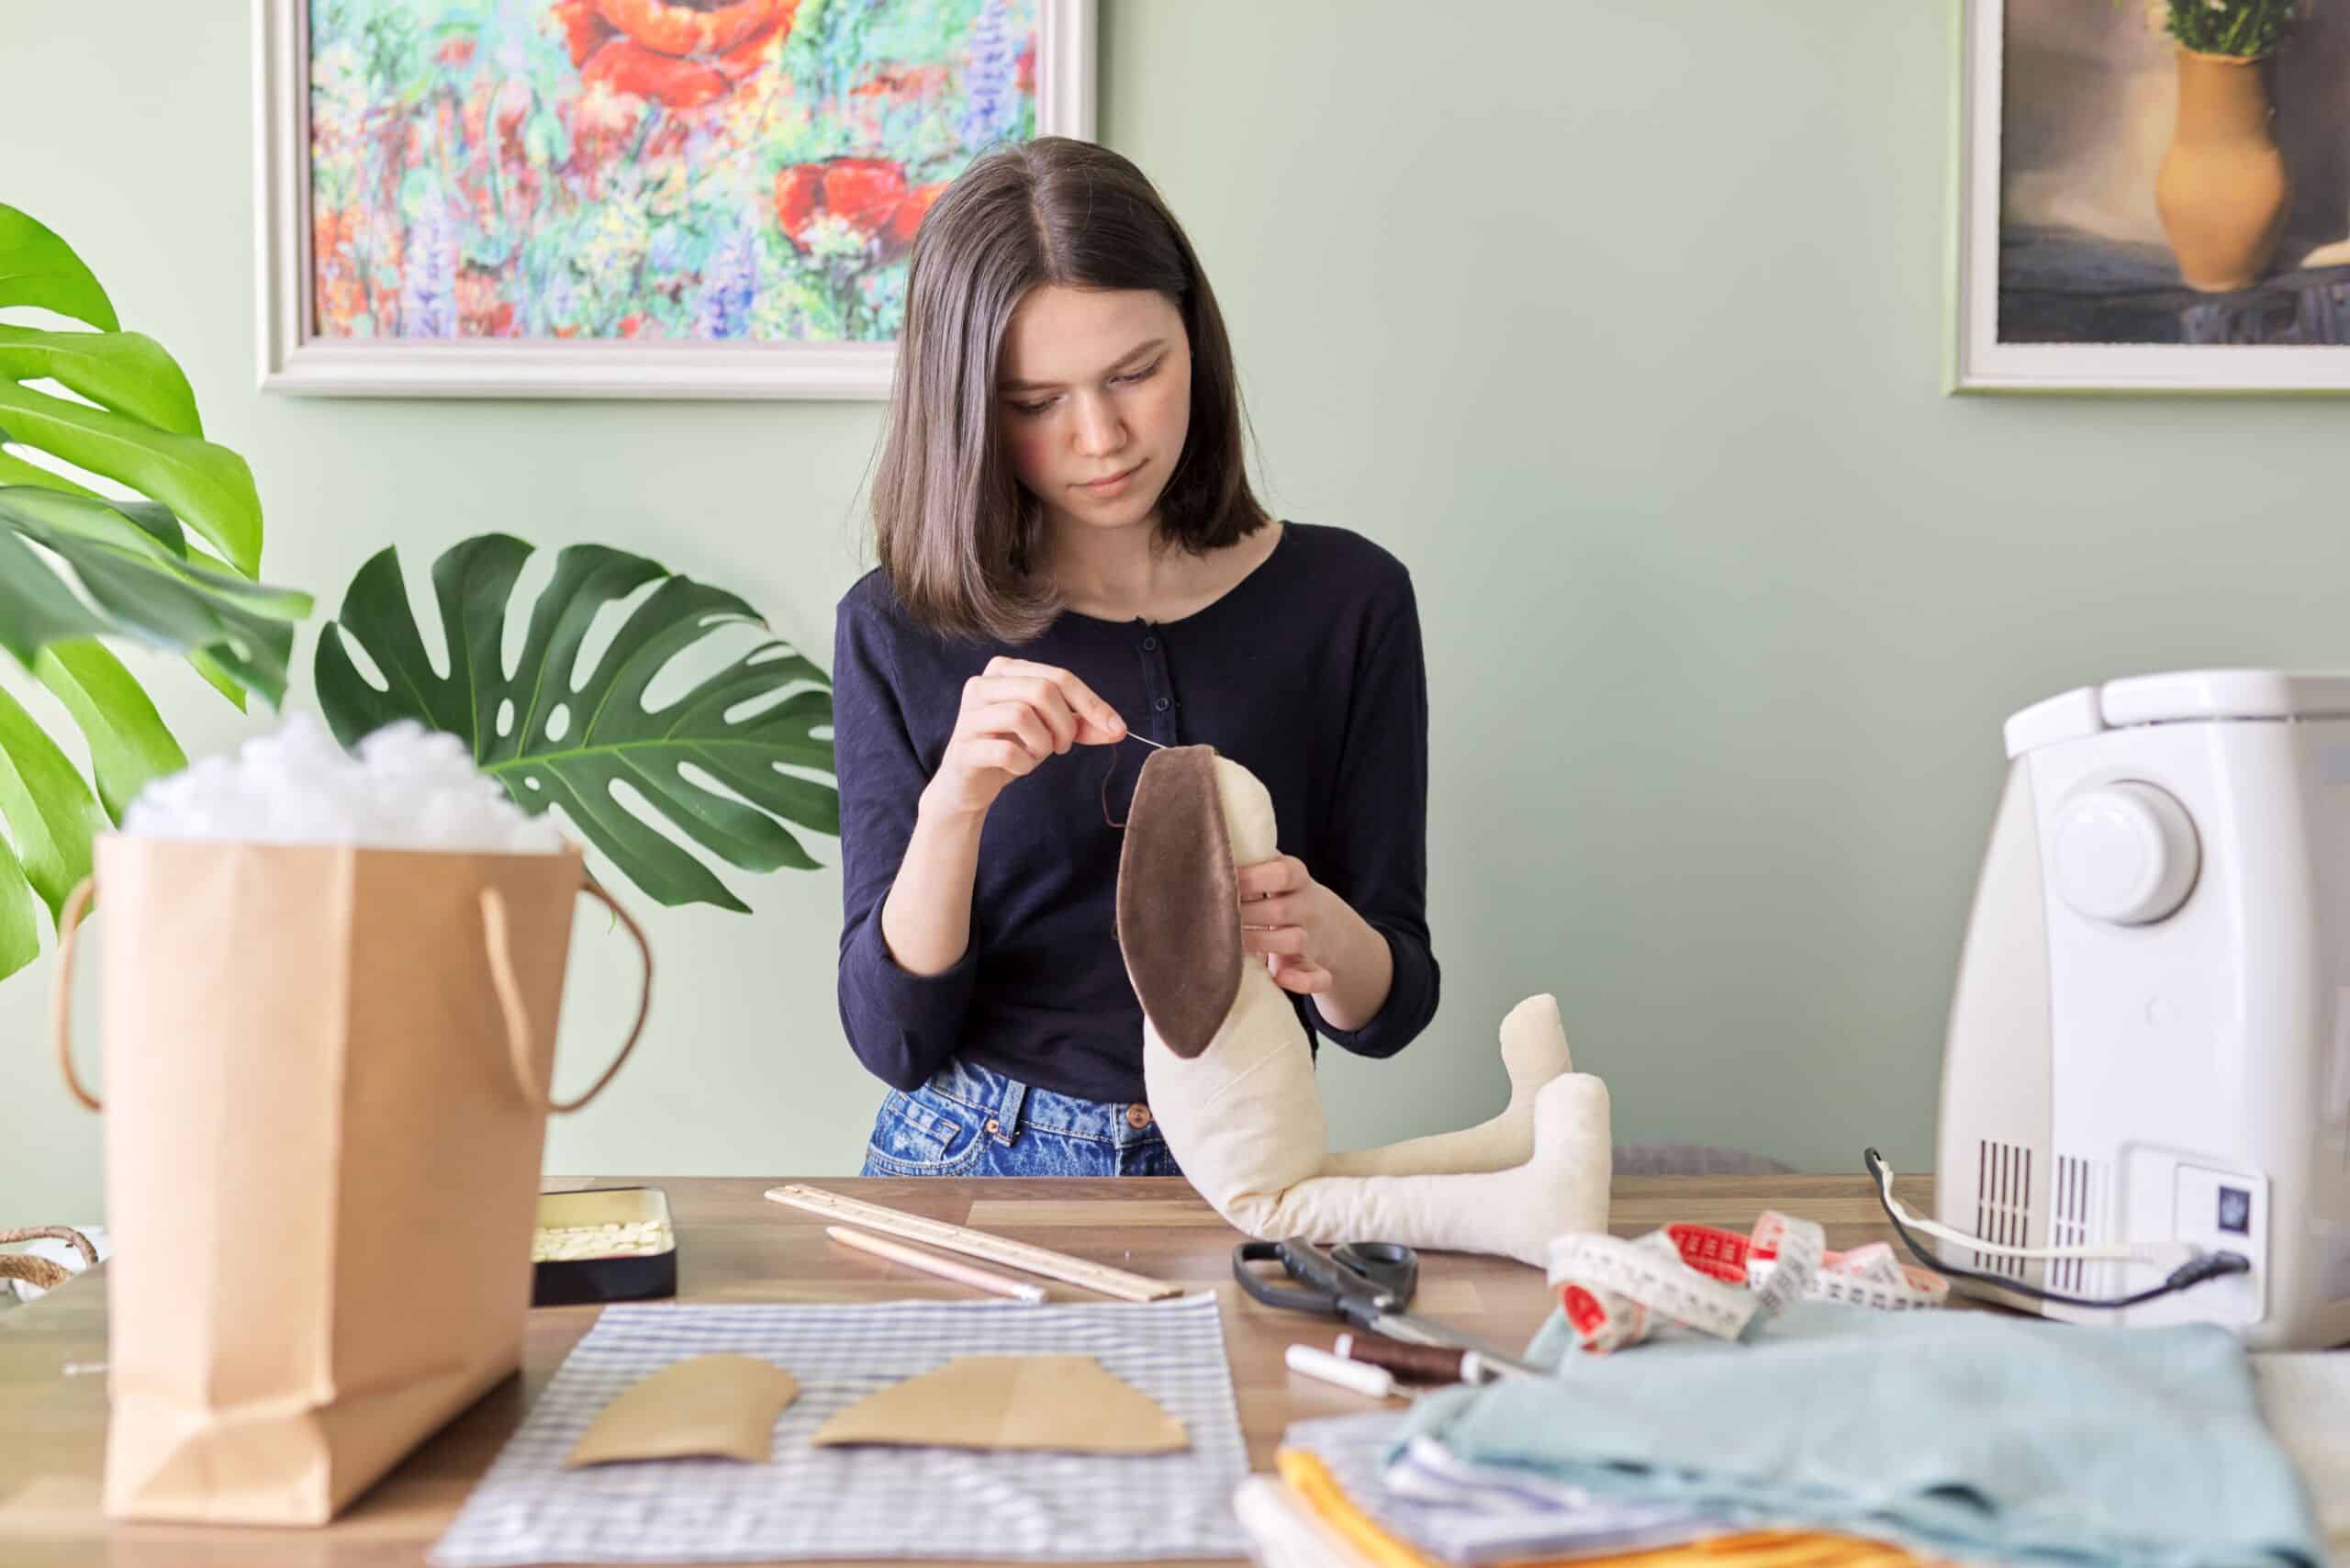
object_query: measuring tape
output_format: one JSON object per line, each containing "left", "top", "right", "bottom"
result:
{"left": 1547, "top": 1211, "right": 1947, "bottom": 1354}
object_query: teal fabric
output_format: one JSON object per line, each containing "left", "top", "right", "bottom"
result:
{"left": 1390, "top": 1303, "right": 2322, "bottom": 1568}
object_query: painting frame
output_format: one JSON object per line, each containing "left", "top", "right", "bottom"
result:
{"left": 1951, "top": 0, "right": 2350, "bottom": 395}
{"left": 253, "top": 0, "right": 1097, "bottom": 399}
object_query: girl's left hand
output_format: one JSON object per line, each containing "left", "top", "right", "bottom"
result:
{"left": 1236, "top": 855, "right": 1343, "bottom": 995}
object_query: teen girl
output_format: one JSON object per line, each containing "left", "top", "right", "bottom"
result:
{"left": 835, "top": 137, "right": 1437, "bottom": 1178}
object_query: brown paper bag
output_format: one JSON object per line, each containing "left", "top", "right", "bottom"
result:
{"left": 48, "top": 835, "right": 652, "bottom": 1526}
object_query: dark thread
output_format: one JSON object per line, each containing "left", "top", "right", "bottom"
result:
{"left": 1100, "top": 731, "right": 1165, "bottom": 829}
{"left": 1101, "top": 740, "right": 1129, "bottom": 828}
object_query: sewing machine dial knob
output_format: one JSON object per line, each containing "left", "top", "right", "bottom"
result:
{"left": 2050, "top": 781, "right": 2200, "bottom": 925}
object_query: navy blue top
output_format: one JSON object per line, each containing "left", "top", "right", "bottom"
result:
{"left": 831, "top": 521, "right": 1438, "bottom": 1103}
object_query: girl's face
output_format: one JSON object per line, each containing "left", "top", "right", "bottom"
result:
{"left": 996, "top": 285, "right": 1192, "bottom": 541}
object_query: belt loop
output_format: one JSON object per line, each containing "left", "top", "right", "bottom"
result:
{"left": 990, "top": 1072, "right": 1027, "bottom": 1147}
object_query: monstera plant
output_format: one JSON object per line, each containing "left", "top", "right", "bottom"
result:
{"left": 0, "top": 204, "right": 833, "bottom": 967}
{"left": 0, "top": 203, "right": 311, "bottom": 982}
{"left": 315, "top": 535, "right": 838, "bottom": 910}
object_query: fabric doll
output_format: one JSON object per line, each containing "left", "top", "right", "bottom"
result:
{"left": 1115, "top": 745, "right": 1611, "bottom": 1265}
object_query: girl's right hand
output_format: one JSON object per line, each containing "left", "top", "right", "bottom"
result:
{"left": 921, "top": 656, "right": 1127, "bottom": 821}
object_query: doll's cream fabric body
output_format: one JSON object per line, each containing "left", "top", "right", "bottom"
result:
{"left": 1133, "top": 755, "right": 1611, "bottom": 1267}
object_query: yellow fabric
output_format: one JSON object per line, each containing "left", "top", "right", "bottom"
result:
{"left": 1276, "top": 1447, "right": 1439, "bottom": 1568}
{"left": 1272, "top": 1447, "right": 1932, "bottom": 1568}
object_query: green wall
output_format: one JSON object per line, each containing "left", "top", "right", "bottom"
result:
{"left": 6, "top": 2, "right": 2344, "bottom": 1225}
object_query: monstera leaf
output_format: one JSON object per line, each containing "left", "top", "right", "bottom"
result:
{"left": 0, "top": 205, "right": 263, "bottom": 579}
{"left": 316, "top": 534, "right": 837, "bottom": 911}
{"left": 0, "top": 487, "right": 306, "bottom": 702}
{"left": 0, "top": 203, "right": 308, "bottom": 983}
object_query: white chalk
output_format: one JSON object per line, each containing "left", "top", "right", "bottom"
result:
{"left": 1285, "top": 1341, "right": 1410, "bottom": 1402}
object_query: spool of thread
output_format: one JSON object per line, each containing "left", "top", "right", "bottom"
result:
{"left": 1334, "top": 1330, "right": 1475, "bottom": 1385}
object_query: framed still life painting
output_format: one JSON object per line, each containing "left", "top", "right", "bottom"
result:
{"left": 255, "top": 0, "right": 1095, "bottom": 398}
{"left": 1952, "top": 0, "right": 2350, "bottom": 392}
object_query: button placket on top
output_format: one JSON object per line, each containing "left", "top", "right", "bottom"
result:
{"left": 1134, "top": 622, "right": 1179, "bottom": 745}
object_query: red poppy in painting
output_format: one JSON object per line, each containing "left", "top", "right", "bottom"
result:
{"left": 600, "top": 0, "right": 795, "bottom": 58}
{"left": 456, "top": 264, "right": 518, "bottom": 336}
{"left": 583, "top": 42, "right": 730, "bottom": 108}
{"left": 552, "top": 0, "right": 610, "bottom": 66}
{"left": 882, "top": 181, "right": 945, "bottom": 255}
{"left": 552, "top": 0, "right": 799, "bottom": 109}
{"left": 850, "top": 62, "right": 950, "bottom": 99}
{"left": 772, "top": 163, "right": 826, "bottom": 243}
{"left": 821, "top": 159, "right": 913, "bottom": 235}
{"left": 772, "top": 157, "right": 946, "bottom": 263}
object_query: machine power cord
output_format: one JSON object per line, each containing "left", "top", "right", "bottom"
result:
{"left": 1863, "top": 1148, "right": 2250, "bottom": 1312}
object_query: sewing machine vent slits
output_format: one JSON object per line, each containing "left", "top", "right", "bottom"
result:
{"left": 1975, "top": 1138, "right": 2033, "bottom": 1281}
{"left": 2052, "top": 1152, "right": 2111, "bottom": 1297}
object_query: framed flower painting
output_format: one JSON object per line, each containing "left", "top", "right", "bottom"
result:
{"left": 256, "top": 0, "right": 1096, "bottom": 398}
{"left": 1952, "top": 0, "right": 2350, "bottom": 393}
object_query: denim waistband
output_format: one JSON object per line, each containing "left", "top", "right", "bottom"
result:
{"left": 921, "top": 1056, "right": 1162, "bottom": 1149}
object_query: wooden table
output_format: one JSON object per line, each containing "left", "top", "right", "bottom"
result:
{"left": 0, "top": 1171, "right": 1934, "bottom": 1566}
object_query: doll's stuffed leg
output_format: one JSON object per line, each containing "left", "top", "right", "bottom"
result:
{"left": 1222, "top": 1071, "right": 1612, "bottom": 1267}
{"left": 1321, "top": 993, "right": 1572, "bottom": 1178}
{"left": 1144, "top": 968, "right": 1330, "bottom": 1215}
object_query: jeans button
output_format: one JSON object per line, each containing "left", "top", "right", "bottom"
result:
{"left": 985, "top": 1117, "right": 1001, "bottom": 1136}
{"left": 1126, "top": 1103, "right": 1152, "bottom": 1130}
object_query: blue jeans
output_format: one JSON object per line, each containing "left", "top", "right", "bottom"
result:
{"left": 859, "top": 1057, "right": 1183, "bottom": 1178}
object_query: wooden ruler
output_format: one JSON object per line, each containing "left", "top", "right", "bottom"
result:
{"left": 766, "top": 1184, "right": 1182, "bottom": 1303}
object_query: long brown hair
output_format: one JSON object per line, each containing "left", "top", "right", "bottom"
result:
{"left": 869, "top": 136, "right": 1268, "bottom": 644}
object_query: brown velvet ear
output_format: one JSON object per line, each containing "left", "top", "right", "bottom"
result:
{"left": 1115, "top": 745, "right": 1242, "bottom": 1059}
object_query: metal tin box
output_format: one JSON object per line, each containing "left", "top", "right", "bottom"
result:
{"left": 531, "top": 1185, "right": 677, "bottom": 1307}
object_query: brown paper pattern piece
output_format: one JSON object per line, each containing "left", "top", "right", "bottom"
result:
{"left": 810, "top": 1354, "right": 1190, "bottom": 1454}
{"left": 566, "top": 1354, "right": 801, "bottom": 1468}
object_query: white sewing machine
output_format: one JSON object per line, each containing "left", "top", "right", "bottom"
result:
{"left": 1932, "top": 669, "right": 2350, "bottom": 1350}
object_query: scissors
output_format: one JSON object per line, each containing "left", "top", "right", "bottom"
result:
{"left": 1231, "top": 1238, "right": 1543, "bottom": 1378}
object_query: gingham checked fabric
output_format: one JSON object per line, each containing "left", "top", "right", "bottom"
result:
{"left": 428, "top": 1294, "right": 1248, "bottom": 1565}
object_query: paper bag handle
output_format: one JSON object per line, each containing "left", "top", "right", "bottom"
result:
{"left": 481, "top": 874, "right": 653, "bottom": 1114}
{"left": 51, "top": 871, "right": 655, "bottom": 1117}
{"left": 51, "top": 877, "right": 100, "bottom": 1113}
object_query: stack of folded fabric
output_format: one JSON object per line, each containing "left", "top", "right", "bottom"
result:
{"left": 1235, "top": 1302, "right": 2324, "bottom": 1568}
{"left": 1237, "top": 1409, "right": 1921, "bottom": 1568}
{"left": 1231, "top": 1410, "right": 1927, "bottom": 1568}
